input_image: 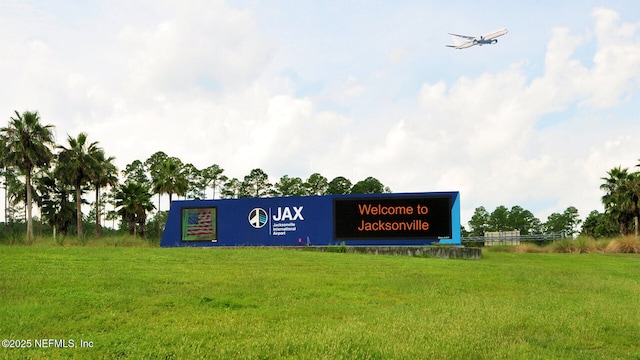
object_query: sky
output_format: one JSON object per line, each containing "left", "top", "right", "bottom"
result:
{"left": 1, "top": 0, "right": 639, "bottom": 228}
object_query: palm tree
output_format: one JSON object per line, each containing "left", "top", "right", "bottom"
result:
{"left": 5, "top": 168, "right": 27, "bottom": 222}
{"left": 623, "top": 172, "right": 640, "bottom": 237}
{"left": 202, "top": 164, "right": 226, "bottom": 199}
{"left": 114, "top": 182, "right": 155, "bottom": 237}
{"left": 144, "top": 151, "right": 168, "bottom": 212}
{"left": 0, "top": 136, "right": 6, "bottom": 229}
{"left": 152, "top": 157, "right": 188, "bottom": 207}
{"left": 37, "top": 168, "right": 75, "bottom": 238}
{"left": 0, "top": 110, "right": 55, "bottom": 241}
{"left": 89, "top": 151, "right": 118, "bottom": 237}
{"left": 57, "top": 132, "right": 104, "bottom": 239}
{"left": 601, "top": 166, "right": 636, "bottom": 236}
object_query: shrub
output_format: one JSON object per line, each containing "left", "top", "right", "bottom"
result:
{"left": 593, "top": 238, "right": 611, "bottom": 252}
{"left": 549, "top": 237, "right": 598, "bottom": 253}
{"left": 604, "top": 236, "right": 640, "bottom": 254}
{"left": 513, "top": 243, "right": 547, "bottom": 253}
{"left": 549, "top": 238, "right": 577, "bottom": 253}
{"left": 574, "top": 237, "right": 598, "bottom": 253}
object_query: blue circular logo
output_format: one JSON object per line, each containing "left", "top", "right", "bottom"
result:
{"left": 248, "top": 208, "right": 268, "bottom": 228}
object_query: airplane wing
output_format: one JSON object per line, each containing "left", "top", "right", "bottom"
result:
{"left": 482, "top": 28, "right": 509, "bottom": 40}
{"left": 446, "top": 34, "right": 476, "bottom": 49}
{"left": 448, "top": 33, "right": 476, "bottom": 40}
{"left": 445, "top": 42, "right": 475, "bottom": 49}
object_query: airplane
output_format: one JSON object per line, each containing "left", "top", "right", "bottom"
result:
{"left": 446, "top": 28, "right": 508, "bottom": 49}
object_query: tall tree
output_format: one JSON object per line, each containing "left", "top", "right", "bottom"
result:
{"left": 581, "top": 210, "right": 618, "bottom": 239}
{"left": 183, "top": 163, "right": 206, "bottom": 200}
{"left": 468, "top": 206, "right": 490, "bottom": 236}
{"left": 350, "top": 176, "right": 386, "bottom": 194}
{"left": 327, "top": 176, "right": 352, "bottom": 195}
{"left": 89, "top": 151, "right": 118, "bottom": 237}
{"left": 623, "top": 172, "right": 640, "bottom": 237}
{"left": 543, "top": 207, "right": 581, "bottom": 236}
{"left": 221, "top": 178, "right": 242, "bottom": 199}
{"left": 241, "top": 168, "right": 272, "bottom": 198}
{"left": 0, "top": 110, "right": 55, "bottom": 241}
{"left": 488, "top": 205, "right": 510, "bottom": 232}
{"left": 202, "top": 164, "right": 226, "bottom": 199}
{"left": 57, "top": 132, "right": 104, "bottom": 239}
{"left": 145, "top": 151, "right": 168, "bottom": 177}
{"left": 0, "top": 136, "right": 6, "bottom": 228}
{"left": 145, "top": 151, "right": 168, "bottom": 211}
{"left": 123, "top": 160, "right": 150, "bottom": 186}
{"left": 506, "top": 205, "right": 542, "bottom": 235}
{"left": 563, "top": 206, "right": 582, "bottom": 236}
{"left": 37, "top": 168, "right": 75, "bottom": 238}
{"left": 601, "top": 167, "right": 635, "bottom": 236}
{"left": 4, "top": 168, "right": 27, "bottom": 222}
{"left": 274, "top": 175, "right": 307, "bottom": 197}
{"left": 114, "top": 182, "right": 155, "bottom": 237}
{"left": 305, "top": 173, "right": 329, "bottom": 195}
{"left": 152, "top": 157, "right": 189, "bottom": 206}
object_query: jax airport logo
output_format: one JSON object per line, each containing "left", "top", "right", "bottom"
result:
{"left": 248, "top": 208, "right": 268, "bottom": 229}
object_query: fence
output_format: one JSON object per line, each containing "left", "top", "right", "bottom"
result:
{"left": 462, "top": 233, "right": 565, "bottom": 246}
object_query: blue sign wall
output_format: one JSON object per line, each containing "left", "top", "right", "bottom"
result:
{"left": 160, "top": 192, "right": 460, "bottom": 247}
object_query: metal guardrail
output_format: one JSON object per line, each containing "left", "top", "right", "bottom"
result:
{"left": 462, "top": 233, "right": 565, "bottom": 243}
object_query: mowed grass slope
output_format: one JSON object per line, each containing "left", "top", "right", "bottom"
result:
{"left": 1, "top": 247, "right": 639, "bottom": 359}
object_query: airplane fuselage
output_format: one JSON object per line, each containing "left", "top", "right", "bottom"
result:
{"left": 482, "top": 28, "right": 509, "bottom": 40}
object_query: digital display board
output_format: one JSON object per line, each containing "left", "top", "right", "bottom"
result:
{"left": 333, "top": 196, "right": 452, "bottom": 240}
{"left": 181, "top": 207, "right": 217, "bottom": 242}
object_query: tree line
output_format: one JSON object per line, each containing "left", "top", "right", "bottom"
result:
{"left": 0, "top": 110, "right": 390, "bottom": 241}
{"left": 2, "top": 110, "right": 638, "bottom": 242}
{"left": 463, "top": 205, "right": 582, "bottom": 237}
{"left": 463, "top": 161, "right": 640, "bottom": 239}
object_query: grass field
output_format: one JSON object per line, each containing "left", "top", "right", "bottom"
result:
{"left": 1, "top": 244, "right": 639, "bottom": 359}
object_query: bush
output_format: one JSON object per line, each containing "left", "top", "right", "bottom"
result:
{"left": 548, "top": 238, "right": 576, "bottom": 253}
{"left": 513, "top": 243, "right": 547, "bottom": 253}
{"left": 548, "top": 237, "right": 597, "bottom": 253}
{"left": 604, "top": 236, "right": 640, "bottom": 254}
{"left": 574, "top": 237, "right": 598, "bottom": 253}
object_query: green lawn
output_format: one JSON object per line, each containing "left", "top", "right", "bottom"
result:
{"left": 1, "top": 246, "right": 639, "bottom": 359}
